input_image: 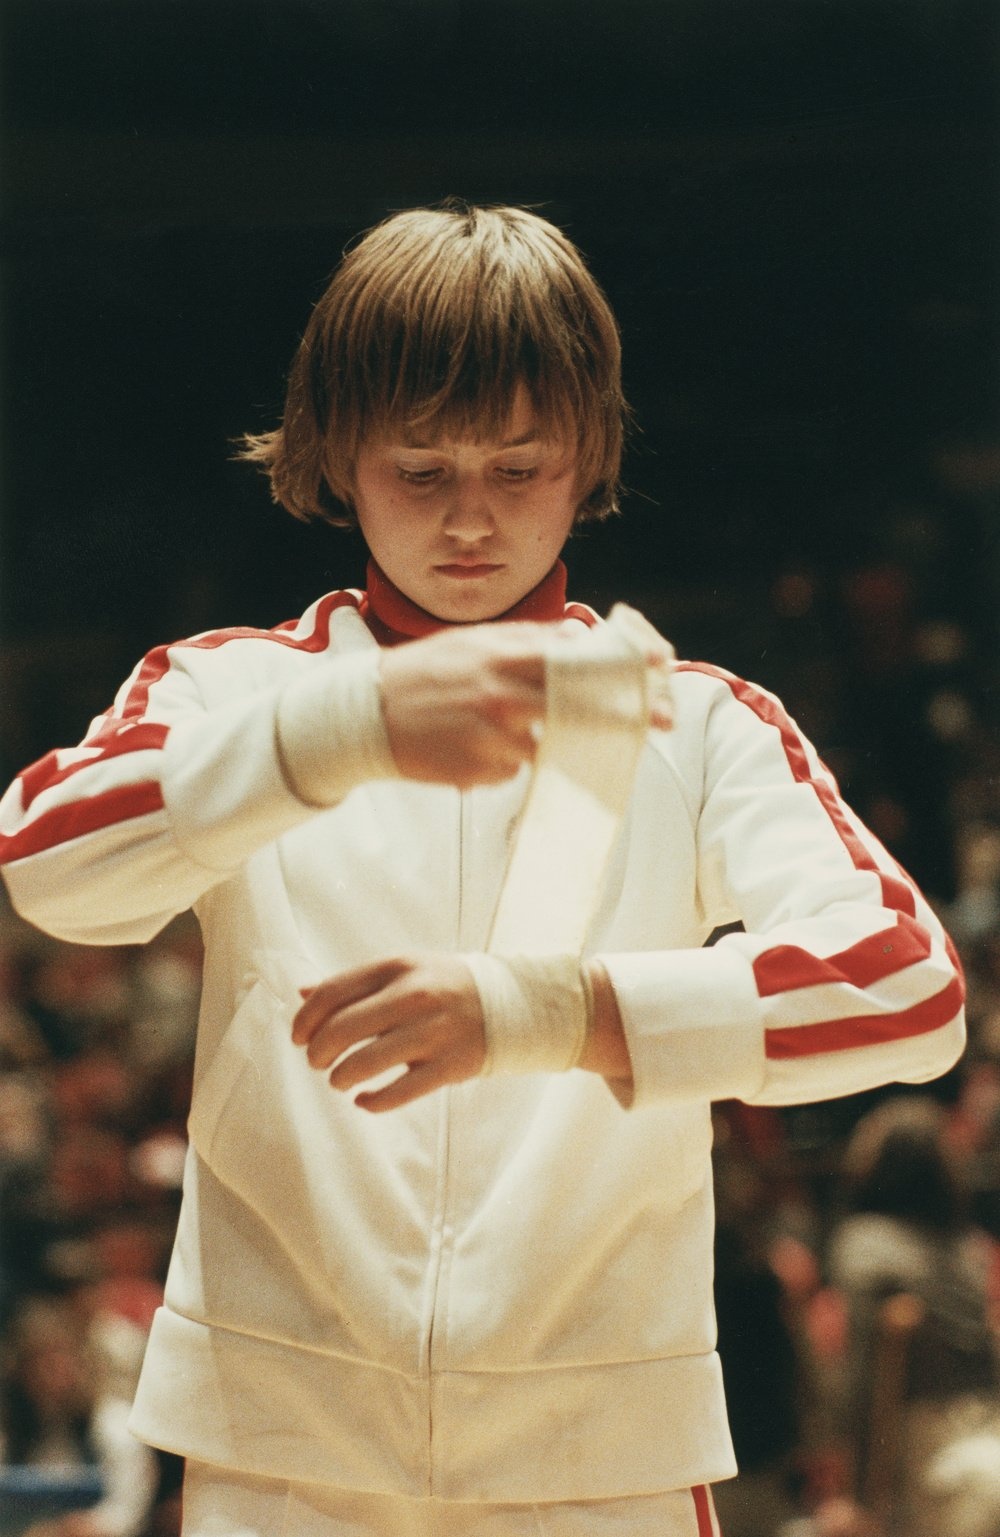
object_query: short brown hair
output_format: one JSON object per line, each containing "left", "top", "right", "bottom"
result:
{"left": 239, "top": 203, "right": 626, "bottom": 527}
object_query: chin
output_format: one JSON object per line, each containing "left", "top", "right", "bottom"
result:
{"left": 434, "top": 602, "right": 501, "bottom": 625}
{"left": 426, "top": 585, "right": 513, "bottom": 625}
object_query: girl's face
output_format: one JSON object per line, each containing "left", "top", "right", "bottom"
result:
{"left": 350, "top": 392, "right": 579, "bottom": 623}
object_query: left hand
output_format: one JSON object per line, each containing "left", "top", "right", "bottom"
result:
{"left": 292, "top": 954, "right": 487, "bottom": 1112}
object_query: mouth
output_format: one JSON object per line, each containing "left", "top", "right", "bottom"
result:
{"left": 434, "top": 562, "right": 503, "bottom": 578}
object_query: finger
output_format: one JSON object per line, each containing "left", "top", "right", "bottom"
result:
{"left": 292, "top": 957, "right": 412, "bottom": 1044}
{"left": 296, "top": 989, "right": 394, "bottom": 1057}
{"left": 354, "top": 1060, "right": 450, "bottom": 1114}
{"left": 328, "top": 1022, "right": 423, "bottom": 1092}
{"left": 304, "top": 986, "right": 415, "bottom": 1069}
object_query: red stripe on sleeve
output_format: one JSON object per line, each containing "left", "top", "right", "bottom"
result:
{"left": 753, "top": 910, "right": 931, "bottom": 997}
{"left": 676, "top": 662, "right": 956, "bottom": 1058}
{"left": 807, "top": 777, "right": 916, "bottom": 918}
{"left": 4, "top": 591, "right": 364, "bottom": 863}
{"left": 676, "top": 663, "right": 917, "bottom": 919}
{"left": 0, "top": 783, "right": 164, "bottom": 863}
{"left": 19, "top": 724, "right": 171, "bottom": 813}
{"left": 765, "top": 972, "right": 964, "bottom": 1059}
{"left": 115, "top": 589, "right": 361, "bottom": 721}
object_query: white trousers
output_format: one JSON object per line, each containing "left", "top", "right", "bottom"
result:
{"left": 181, "top": 1462, "right": 724, "bottom": 1537}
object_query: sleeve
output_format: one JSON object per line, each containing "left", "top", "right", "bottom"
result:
{"left": 598, "top": 664, "right": 966, "bottom": 1109}
{"left": 0, "top": 616, "right": 384, "bottom": 946}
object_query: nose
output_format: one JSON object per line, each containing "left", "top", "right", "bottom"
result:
{"left": 442, "top": 475, "right": 496, "bottom": 542}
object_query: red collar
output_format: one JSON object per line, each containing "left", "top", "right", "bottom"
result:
{"left": 360, "top": 559, "right": 570, "bottom": 645}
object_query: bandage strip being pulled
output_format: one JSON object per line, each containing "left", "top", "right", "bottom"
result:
{"left": 472, "top": 605, "right": 674, "bottom": 1076}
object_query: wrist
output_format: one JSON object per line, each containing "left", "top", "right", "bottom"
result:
{"left": 579, "top": 959, "right": 633, "bottom": 1082}
{"left": 464, "top": 952, "right": 589, "bottom": 1076}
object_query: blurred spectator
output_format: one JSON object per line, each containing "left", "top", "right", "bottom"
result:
{"left": 711, "top": 1104, "right": 806, "bottom": 1537}
{"left": 0, "top": 1293, "right": 158, "bottom": 1537}
{"left": 0, "top": 899, "right": 191, "bottom": 1536}
{"left": 947, "top": 824, "right": 1000, "bottom": 952}
{"left": 826, "top": 1096, "right": 1000, "bottom": 1537}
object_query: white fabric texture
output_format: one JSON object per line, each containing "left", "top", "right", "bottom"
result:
{"left": 180, "top": 1460, "right": 719, "bottom": 1537}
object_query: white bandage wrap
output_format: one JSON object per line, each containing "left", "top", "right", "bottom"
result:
{"left": 275, "top": 648, "right": 400, "bottom": 807}
{"left": 474, "top": 604, "right": 673, "bottom": 1081}
{"left": 488, "top": 603, "right": 674, "bottom": 958}
{"left": 464, "top": 952, "right": 593, "bottom": 1076}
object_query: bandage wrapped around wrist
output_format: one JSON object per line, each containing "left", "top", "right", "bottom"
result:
{"left": 463, "top": 952, "right": 594, "bottom": 1076}
{"left": 466, "top": 605, "right": 672, "bottom": 1081}
{"left": 275, "top": 649, "right": 400, "bottom": 807}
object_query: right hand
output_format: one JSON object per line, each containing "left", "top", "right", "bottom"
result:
{"left": 379, "top": 622, "right": 550, "bottom": 788}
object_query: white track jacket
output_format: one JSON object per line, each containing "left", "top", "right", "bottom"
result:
{"left": 0, "top": 584, "right": 965, "bottom": 1503}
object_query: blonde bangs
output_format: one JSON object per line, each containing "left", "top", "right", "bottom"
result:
{"left": 240, "top": 205, "right": 624, "bottom": 526}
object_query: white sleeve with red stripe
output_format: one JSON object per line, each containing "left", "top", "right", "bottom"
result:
{"left": 599, "top": 663, "right": 966, "bottom": 1108}
{"left": 0, "top": 597, "right": 361, "bottom": 946}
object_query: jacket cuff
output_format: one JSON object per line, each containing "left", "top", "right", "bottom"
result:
{"left": 597, "top": 945, "right": 767, "bottom": 1108}
{"left": 275, "top": 649, "right": 399, "bottom": 807}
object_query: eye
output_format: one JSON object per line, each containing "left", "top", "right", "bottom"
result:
{"left": 495, "top": 465, "right": 538, "bottom": 483}
{"left": 396, "top": 465, "right": 443, "bottom": 486}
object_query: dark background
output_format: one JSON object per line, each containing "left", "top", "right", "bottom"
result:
{"left": 2, "top": 0, "right": 998, "bottom": 893}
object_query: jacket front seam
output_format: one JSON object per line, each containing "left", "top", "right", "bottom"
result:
{"left": 421, "top": 788, "right": 464, "bottom": 1492}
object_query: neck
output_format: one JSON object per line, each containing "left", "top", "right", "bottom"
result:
{"left": 361, "top": 560, "right": 569, "bottom": 644}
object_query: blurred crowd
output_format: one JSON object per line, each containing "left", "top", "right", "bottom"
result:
{"left": 0, "top": 526, "right": 998, "bottom": 1537}
{"left": 702, "top": 528, "right": 1000, "bottom": 1536}
{"left": 0, "top": 912, "right": 198, "bottom": 1536}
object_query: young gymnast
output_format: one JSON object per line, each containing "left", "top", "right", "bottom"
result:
{"left": 0, "top": 204, "right": 965, "bottom": 1536}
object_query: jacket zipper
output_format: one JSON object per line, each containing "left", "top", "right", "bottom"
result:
{"left": 422, "top": 786, "right": 465, "bottom": 1488}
